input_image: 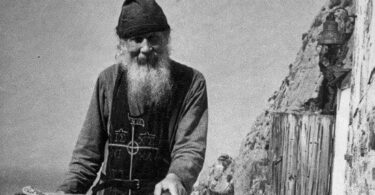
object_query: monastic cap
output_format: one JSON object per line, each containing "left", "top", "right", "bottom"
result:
{"left": 116, "top": 0, "right": 170, "bottom": 39}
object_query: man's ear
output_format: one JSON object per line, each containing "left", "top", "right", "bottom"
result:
{"left": 117, "top": 39, "right": 128, "bottom": 50}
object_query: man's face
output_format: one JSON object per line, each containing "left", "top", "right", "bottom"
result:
{"left": 124, "top": 31, "right": 169, "bottom": 67}
{"left": 117, "top": 31, "right": 172, "bottom": 107}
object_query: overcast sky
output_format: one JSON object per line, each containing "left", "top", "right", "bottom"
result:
{"left": 0, "top": 0, "right": 325, "bottom": 192}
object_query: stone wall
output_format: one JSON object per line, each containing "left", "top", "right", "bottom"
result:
{"left": 345, "top": 0, "right": 375, "bottom": 194}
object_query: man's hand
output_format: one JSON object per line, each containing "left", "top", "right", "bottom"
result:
{"left": 154, "top": 173, "right": 187, "bottom": 195}
{"left": 18, "top": 186, "right": 82, "bottom": 195}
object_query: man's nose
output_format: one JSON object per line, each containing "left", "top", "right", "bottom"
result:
{"left": 139, "top": 38, "right": 153, "bottom": 54}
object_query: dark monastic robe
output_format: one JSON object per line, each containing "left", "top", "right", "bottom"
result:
{"left": 57, "top": 61, "right": 208, "bottom": 195}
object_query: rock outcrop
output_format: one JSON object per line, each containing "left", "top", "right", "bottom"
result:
{"left": 193, "top": 154, "right": 235, "bottom": 195}
{"left": 194, "top": 0, "right": 368, "bottom": 194}
{"left": 234, "top": 0, "right": 355, "bottom": 194}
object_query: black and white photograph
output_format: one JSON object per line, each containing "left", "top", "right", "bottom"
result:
{"left": 1, "top": 0, "right": 374, "bottom": 194}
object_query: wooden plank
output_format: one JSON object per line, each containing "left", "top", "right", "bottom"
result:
{"left": 330, "top": 117, "right": 335, "bottom": 193}
{"left": 270, "top": 115, "right": 275, "bottom": 195}
{"left": 306, "top": 115, "right": 313, "bottom": 194}
{"left": 288, "top": 114, "right": 294, "bottom": 195}
{"left": 278, "top": 114, "right": 284, "bottom": 195}
{"left": 307, "top": 114, "right": 318, "bottom": 195}
{"left": 278, "top": 114, "right": 283, "bottom": 195}
{"left": 320, "top": 116, "right": 326, "bottom": 194}
{"left": 286, "top": 114, "right": 296, "bottom": 195}
{"left": 270, "top": 113, "right": 335, "bottom": 195}
{"left": 281, "top": 113, "right": 290, "bottom": 195}
{"left": 300, "top": 115, "right": 309, "bottom": 195}
{"left": 320, "top": 116, "right": 334, "bottom": 195}
{"left": 314, "top": 115, "right": 320, "bottom": 195}
{"left": 271, "top": 113, "right": 284, "bottom": 195}
{"left": 318, "top": 116, "right": 324, "bottom": 195}
{"left": 314, "top": 115, "right": 322, "bottom": 195}
{"left": 295, "top": 116, "right": 302, "bottom": 195}
{"left": 270, "top": 115, "right": 282, "bottom": 194}
{"left": 313, "top": 115, "right": 321, "bottom": 195}
{"left": 293, "top": 115, "right": 300, "bottom": 194}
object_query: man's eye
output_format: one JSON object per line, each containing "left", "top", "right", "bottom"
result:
{"left": 148, "top": 35, "right": 160, "bottom": 43}
{"left": 132, "top": 37, "right": 144, "bottom": 43}
{"left": 148, "top": 35, "right": 156, "bottom": 40}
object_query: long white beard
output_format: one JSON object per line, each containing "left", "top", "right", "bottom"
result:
{"left": 116, "top": 49, "right": 172, "bottom": 107}
{"left": 127, "top": 59, "right": 172, "bottom": 107}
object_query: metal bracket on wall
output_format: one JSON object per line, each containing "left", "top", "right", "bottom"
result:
{"left": 344, "top": 154, "right": 353, "bottom": 168}
{"left": 273, "top": 156, "right": 283, "bottom": 165}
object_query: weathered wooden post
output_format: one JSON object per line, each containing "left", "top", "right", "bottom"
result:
{"left": 269, "top": 112, "right": 335, "bottom": 195}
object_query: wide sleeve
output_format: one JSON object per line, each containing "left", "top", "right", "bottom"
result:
{"left": 57, "top": 77, "right": 108, "bottom": 193}
{"left": 168, "top": 72, "right": 208, "bottom": 193}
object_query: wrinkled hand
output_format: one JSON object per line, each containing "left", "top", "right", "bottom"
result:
{"left": 15, "top": 189, "right": 81, "bottom": 195}
{"left": 154, "top": 173, "right": 187, "bottom": 195}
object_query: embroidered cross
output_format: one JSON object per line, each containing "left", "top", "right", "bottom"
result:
{"left": 139, "top": 132, "right": 156, "bottom": 146}
{"left": 128, "top": 114, "right": 145, "bottom": 127}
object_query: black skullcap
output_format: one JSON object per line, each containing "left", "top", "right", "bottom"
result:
{"left": 116, "top": 0, "right": 170, "bottom": 39}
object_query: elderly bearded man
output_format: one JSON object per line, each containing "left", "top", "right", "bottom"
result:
{"left": 53, "top": 0, "right": 208, "bottom": 195}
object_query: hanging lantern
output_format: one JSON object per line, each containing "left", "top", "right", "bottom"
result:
{"left": 318, "top": 12, "right": 344, "bottom": 45}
